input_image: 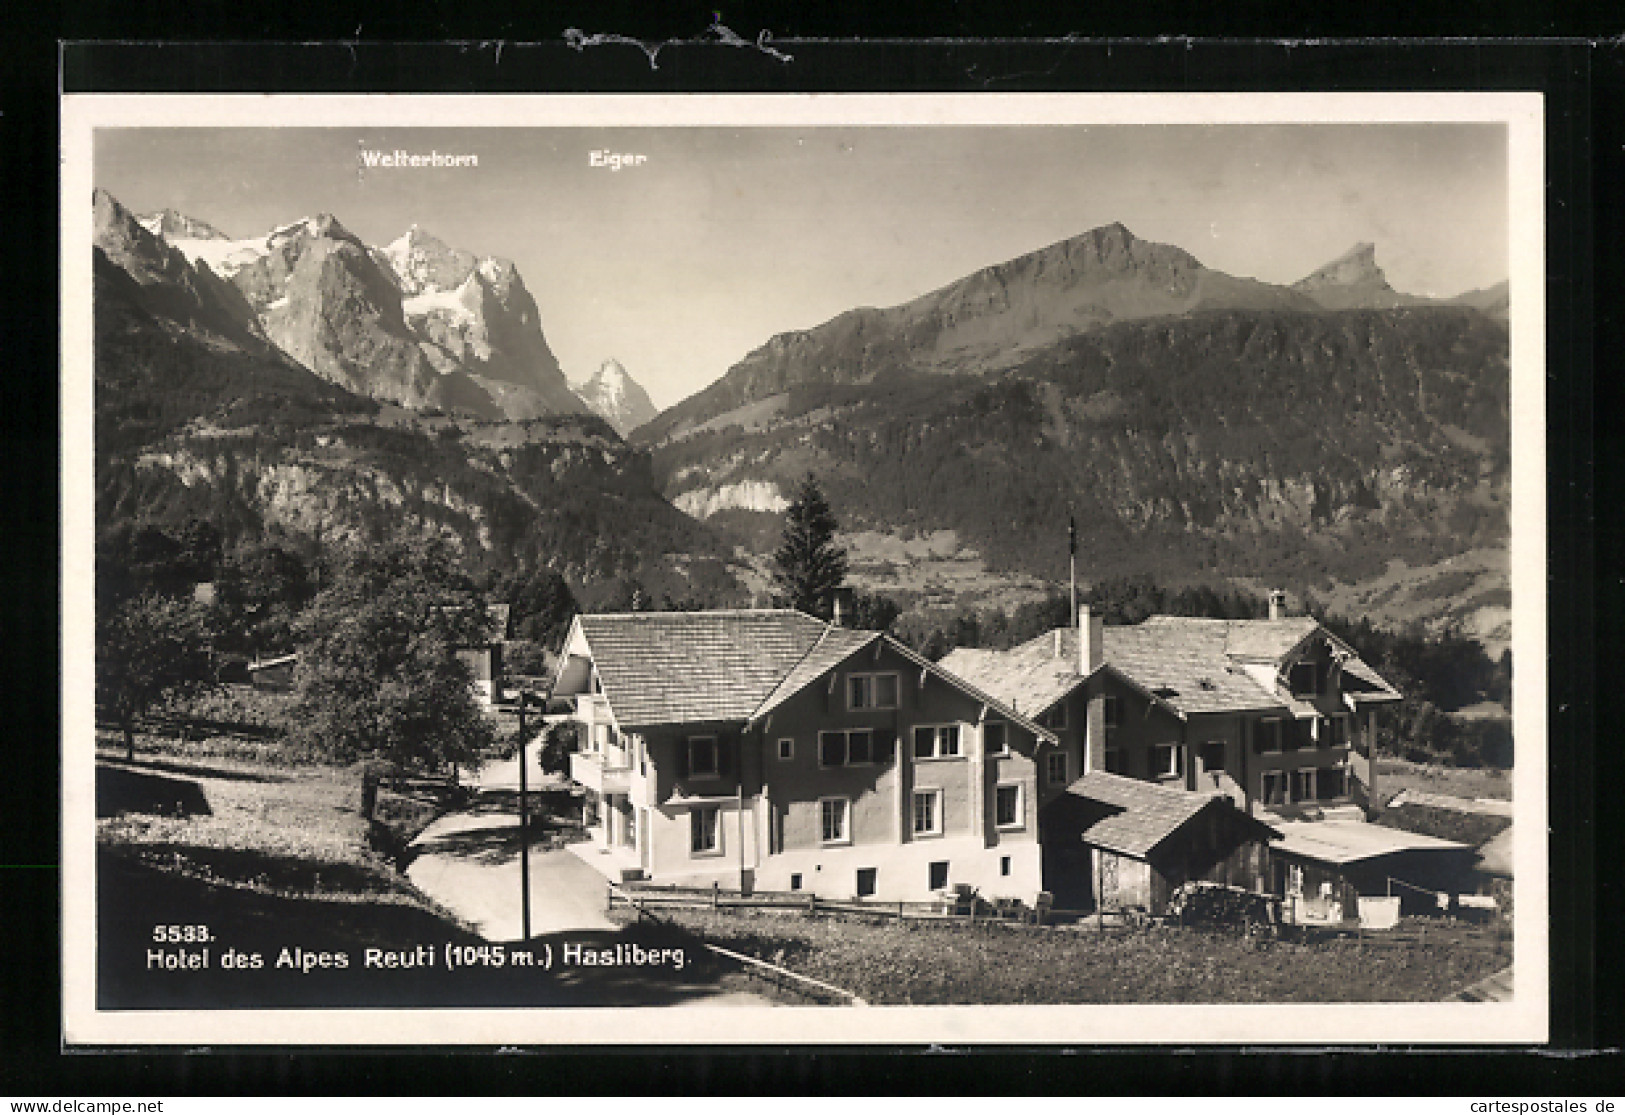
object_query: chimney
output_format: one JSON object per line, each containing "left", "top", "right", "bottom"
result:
{"left": 1053, "top": 629, "right": 1062, "bottom": 659}
{"left": 831, "top": 586, "right": 854, "bottom": 627}
{"left": 1268, "top": 589, "right": 1287, "bottom": 621}
{"left": 1078, "top": 605, "right": 1104, "bottom": 674}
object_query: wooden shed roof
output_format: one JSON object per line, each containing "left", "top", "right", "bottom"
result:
{"left": 1059, "top": 771, "right": 1279, "bottom": 860}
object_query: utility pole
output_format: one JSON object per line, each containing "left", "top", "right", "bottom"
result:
{"left": 518, "top": 689, "right": 531, "bottom": 941}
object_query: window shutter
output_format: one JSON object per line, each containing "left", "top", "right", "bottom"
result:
{"left": 874, "top": 727, "right": 896, "bottom": 763}
{"left": 676, "top": 738, "right": 690, "bottom": 778}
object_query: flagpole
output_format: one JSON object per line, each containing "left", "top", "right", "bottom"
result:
{"left": 1069, "top": 513, "right": 1078, "bottom": 629}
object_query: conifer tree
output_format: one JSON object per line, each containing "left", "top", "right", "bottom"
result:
{"left": 772, "top": 475, "right": 848, "bottom": 618}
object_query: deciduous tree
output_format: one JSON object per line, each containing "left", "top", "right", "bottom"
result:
{"left": 289, "top": 540, "right": 497, "bottom": 774}
{"left": 96, "top": 593, "right": 216, "bottom": 761}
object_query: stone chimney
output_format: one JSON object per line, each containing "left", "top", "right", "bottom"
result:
{"left": 1078, "top": 605, "right": 1104, "bottom": 675}
{"left": 1268, "top": 589, "right": 1287, "bottom": 621}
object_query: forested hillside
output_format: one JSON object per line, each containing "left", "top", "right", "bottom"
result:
{"left": 653, "top": 306, "right": 1509, "bottom": 591}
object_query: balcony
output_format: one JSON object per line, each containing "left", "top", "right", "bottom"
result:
{"left": 570, "top": 747, "right": 632, "bottom": 797}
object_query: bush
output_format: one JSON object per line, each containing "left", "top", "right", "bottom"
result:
{"left": 1165, "top": 882, "right": 1277, "bottom": 927}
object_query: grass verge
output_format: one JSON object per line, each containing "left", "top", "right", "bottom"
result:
{"left": 616, "top": 907, "right": 1511, "bottom": 1005}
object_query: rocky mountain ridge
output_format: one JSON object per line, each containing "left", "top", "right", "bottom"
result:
{"left": 91, "top": 189, "right": 746, "bottom": 609}
{"left": 133, "top": 197, "right": 586, "bottom": 422}
{"left": 641, "top": 228, "right": 1505, "bottom": 445}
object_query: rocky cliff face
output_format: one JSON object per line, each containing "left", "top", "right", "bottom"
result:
{"left": 135, "top": 198, "right": 585, "bottom": 421}
{"left": 572, "top": 359, "right": 658, "bottom": 436}
{"left": 137, "top": 209, "right": 230, "bottom": 242}
{"left": 380, "top": 226, "right": 585, "bottom": 418}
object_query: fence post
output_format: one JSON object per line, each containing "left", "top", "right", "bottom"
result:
{"left": 606, "top": 882, "right": 613, "bottom": 915}
{"left": 712, "top": 880, "right": 720, "bottom": 909}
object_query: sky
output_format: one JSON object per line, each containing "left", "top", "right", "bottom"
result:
{"left": 95, "top": 123, "right": 1508, "bottom": 411}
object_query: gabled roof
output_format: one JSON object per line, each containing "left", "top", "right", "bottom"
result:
{"left": 573, "top": 609, "right": 830, "bottom": 728}
{"left": 993, "top": 614, "right": 1400, "bottom": 716}
{"left": 751, "top": 625, "right": 882, "bottom": 721}
{"left": 1058, "top": 771, "right": 1278, "bottom": 860}
{"left": 1215, "top": 615, "right": 1322, "bottom": 662}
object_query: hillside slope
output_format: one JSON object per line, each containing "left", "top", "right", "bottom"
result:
{"left": 654, "top": 307, "right": 1510, "bottom": 594}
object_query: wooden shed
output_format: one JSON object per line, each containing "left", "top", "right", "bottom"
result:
{"left": 1041, "top": 771, "right": 1280, "bottom": 915}
{"left": 1270, "top": 819, "right": 1478, "bottom": 916}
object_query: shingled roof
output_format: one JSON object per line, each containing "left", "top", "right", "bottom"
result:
{"left": 751, "top": 625, "right": 882, "bottom": 721}
{"left": 574, "top": 610, "right": 830, "bottom": 728}
{"left": 1062, "top": 771, "right": 1279, "bottom": 860}
{"left": 938, "top": 642, "right": 1086, "bottom": 721}
{"left": 571, "top": 609, "right": 1059, "bottom": 743}
{"left": 983, "top": 615, "right": 1399, "bottom": 717}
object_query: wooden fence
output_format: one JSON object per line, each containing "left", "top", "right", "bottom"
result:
{"left": 607, "top": 879, "right": 1080, "bottom": 926}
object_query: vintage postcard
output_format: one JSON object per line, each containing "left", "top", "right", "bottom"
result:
{"left": 62, "top": 92, "right": 1547, "bottom": 1045}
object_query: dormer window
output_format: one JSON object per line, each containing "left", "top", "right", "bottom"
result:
{"left": 1288, "top": 660, "right": 1324, "bottom": 697}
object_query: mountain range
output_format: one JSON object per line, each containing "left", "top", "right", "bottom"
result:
{"left": 92, "top": 188, "right": 740, "bottom": 606}
{"left": 632, "top": 223, "right": 1510, "bottom": 644}
{"left": 91, "top": 190, "right": 1510, "bottom": 643}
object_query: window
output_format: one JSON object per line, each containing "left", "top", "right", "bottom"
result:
{"left": 690, "top": 806, "right": 720, "bottom": 856}
{"left": 1104, "top": 742, "right": 1124, "bottom": 775}
{"left": 995, "top": 784, "right": 1023, "bottom": 829}
{"left": 1000, "top": 856, "right": 1012, "bottom": 877}
{"left": 912, "top": 789, "right": 943, "bottom": 836}
{"left": 913, "top": 724, "right": 962, "bottom": 759}
{"left": 848, "top": 729, "right": 875, "bottom": 765}
{"left": 1046, "top": 750, "right": 1068, "bottom": 786}
{"left": 1321, "top": 716, "right": 1348, "bottom": 748}
{"left": 790, "top": 873, "right": 802, "bottom": 891}
{"left": 1257, "top": 719, "right": 1284, "bottom": 753}
{"left": 1152, "top": 743, "right": 1182, "bottom": 779}
{"left": 928, "top": 861, "right": 950, "bottom": 891}
{"left": 1044, "top": 702, "right": 1068, "bottom": 730}
{"left": 778, "top": 737, "right": 794, "bottom": 761}
{"left": 819, "top": 728, "right": 883, "bottom": 767}
{"left": 1291, "top": 769, "right": 1316, "bottom": 803}
{"left": 1199, "top": 741, "right": 1227, "bottom": 773}
{"left": 856, "top": 868, "right": 878, "bottom": 898}
{"left": 984, "top": 721, "right": 1009, "bottom": 754}
{"left": 820, "top": 797, "right": 850, "bottom": 844}
{"left": 848, "top": 672, "right": 899, "bottom": 710}
{"left": 687, "top": 736, "right": 718, "bottom": 778}
{"left": 1261, "top": 770, "right": 1288, "bottom": 806}
{"left": 1316, "top": 768, "right": 1346, "bottom": 800}
{"left": 1287, "top": 863, "right": 1305, "bottom": 896}
{"left": 1289, "top": 660, "right": 1323, "bottom": 697}
{"left": 1102, "top": 695, "right": 1121, "bottom": 728}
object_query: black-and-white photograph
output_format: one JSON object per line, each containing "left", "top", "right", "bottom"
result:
{"left": 61, "top": 94, "right": 1546, "bottom": 1045}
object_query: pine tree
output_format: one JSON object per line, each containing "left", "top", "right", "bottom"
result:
{"left": 773, "top": 475, "right": 849, "bottom": 618}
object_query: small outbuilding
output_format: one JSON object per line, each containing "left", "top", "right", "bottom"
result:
{"left": 1270, "top": 819, "right": 1477, "bottom": 917}
{"left": 1041, "top": 771, "right": 1280, "bottom": 915}
{"left": 247, "top": 653, "right": 298, "bottom": 692}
